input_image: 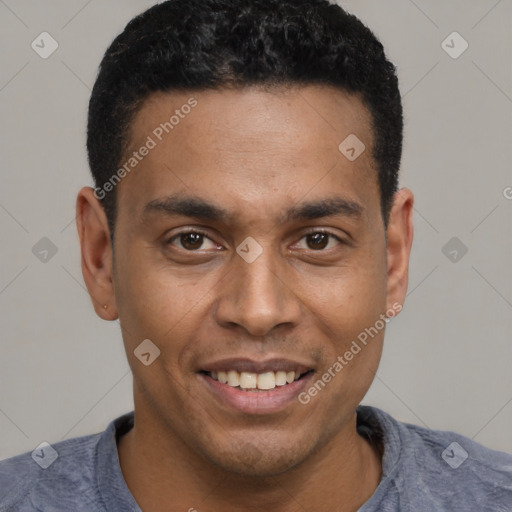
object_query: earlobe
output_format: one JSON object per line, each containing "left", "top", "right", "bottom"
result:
{"left": 76, "top": 187, "right": 118, "bottom": 321}
{"left": 385, "top": 188, "right": 414, "bottom": 313}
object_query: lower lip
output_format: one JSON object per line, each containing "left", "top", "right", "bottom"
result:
{"left": 199, "top": 372, "right": 314, "bottom": 415}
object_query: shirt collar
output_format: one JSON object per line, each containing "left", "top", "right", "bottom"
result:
{"left": 96, "top": 410, "right": 141, "bottom": 511}
{"left": 95, "top": 405, "right": 405, "bottom": 510}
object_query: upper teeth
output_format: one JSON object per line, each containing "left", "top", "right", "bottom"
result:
{"left": 210, "top": 370, "right": 299, "bottom": 390}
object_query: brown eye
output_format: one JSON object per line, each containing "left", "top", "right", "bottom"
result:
{"left": 180, "top": 232, "right": 204, "bottom": 250}
{"left": 167, "top": 231, "right": 219, "bottom": 251}
{"left": 294, "top": 231, "right": 343, "bottom": 252}
{"left": 306, "top": 232, "right": 330, "bottom": 250}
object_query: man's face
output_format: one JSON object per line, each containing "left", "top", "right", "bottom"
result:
{"left": 107, "top": 85, "right": 402, "bottom": 475}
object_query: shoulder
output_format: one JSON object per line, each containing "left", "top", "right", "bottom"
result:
{"left": 403, "top": 415, "right": 512, "bottom": 474}
{"left": 405, "top": 420, "right": 512, "bottom": 509}
{"left": 360, "top": 406, "right": 512, "bottom": 510}
{"left": 0, "top": 431, "right": 104, "bottom": 511}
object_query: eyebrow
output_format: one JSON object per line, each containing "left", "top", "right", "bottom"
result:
{"left": 285, "top": 197, "right": 363, "bottom": 222}
{"left": 141, "top": 194, "right": 364, "bottom": 224}
{"left": 142, "top": 195, "right": 231, "bottom": 223}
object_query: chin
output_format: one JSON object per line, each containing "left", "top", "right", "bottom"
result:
{"left": 203, "top": 440, "right": 310, "bottom": 478}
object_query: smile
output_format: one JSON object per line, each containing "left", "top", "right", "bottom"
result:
{"left": 197, "top": 358, "right": 315, "bottom": 414}
{"left": 204, "top": 369, "right": 311, "bottom": 391}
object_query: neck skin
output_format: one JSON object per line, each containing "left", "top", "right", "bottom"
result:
{"left": 117, "top": 407, "right": 383, "bottom": 512}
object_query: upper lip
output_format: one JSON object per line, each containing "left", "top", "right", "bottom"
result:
{"left": 199, "top": 357, "right": 314, "bottom": 375}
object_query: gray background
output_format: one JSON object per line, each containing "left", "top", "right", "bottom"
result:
{"left": 0, "top": 0, "right": 511, "bottom": 460}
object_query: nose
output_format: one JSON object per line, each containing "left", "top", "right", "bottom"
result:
{"left": 213, "top": 247, "right": 302, "bottom": 337}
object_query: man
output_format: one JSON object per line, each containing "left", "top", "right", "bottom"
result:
{"left": 1, "top": 0, "right": 511, "bottom": 510}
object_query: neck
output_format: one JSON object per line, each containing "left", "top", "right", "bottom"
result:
{"left": 118, "top": 409, "right": 382, "bottom": 512}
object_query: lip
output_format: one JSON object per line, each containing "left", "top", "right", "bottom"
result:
{"left": 198, "top": 370, "right": 315, "bottom": 415}
{"left": 199, "top": 357, "right": 313, "bottom": 375}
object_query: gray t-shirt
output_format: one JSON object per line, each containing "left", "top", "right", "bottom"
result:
{"left": 1, "top": 405, "right": 511, "bottom": 511}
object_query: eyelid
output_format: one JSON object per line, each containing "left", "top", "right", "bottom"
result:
{"left": 296, "top": 228, "right": 347, "bottom": 244}
{"left": 165, "top": 228, "right": 222, "bottom": 250}
{"left": 164, "top": 227, "right": 348, "bottom": 252}
{"left": 301, "top": 227, "right": 348, "bottom": 244}
{"left": 302, "top": 227, "right": 343, "bottom": 237}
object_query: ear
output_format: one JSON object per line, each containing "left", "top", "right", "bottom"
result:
{"left": 385, "top": 188, "right": 414, "bottom": 313}
{"left": 76, "top": 187, "right": 118, "bottom": 321}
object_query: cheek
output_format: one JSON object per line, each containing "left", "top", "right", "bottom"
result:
{"left": 114, "top": 256, "right": 201, "bottom": 332}
{"left": 299, "top": 252, "right": 387, "bottom": 325}
{"left": 114, "top": 265, "right": 204, "bottom": 400}
{"left": 113, "top": 257, "right": 217, "bottom": 376}
{"left": 296, "top": 251, "right": 387, "bottom": 386}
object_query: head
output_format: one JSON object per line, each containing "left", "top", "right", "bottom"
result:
{"left": 77, "top": 0, "right": 413, "bottom": 477}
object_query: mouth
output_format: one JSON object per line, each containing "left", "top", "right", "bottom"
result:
{"left": 197, "top": 358, "right": 315, "bottom": 414}
{"left": 199, "top": 369, "right": 314, "bottom": 391}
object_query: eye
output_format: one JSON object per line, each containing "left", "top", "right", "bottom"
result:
{"left": 295, "top": 231, "right": 343, "bottom": 251}
{"left": 167, "top": 230, "right": 220, "bottom": 251}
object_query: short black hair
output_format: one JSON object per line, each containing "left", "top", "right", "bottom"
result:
{"left": 87, "top": 0, "right": 403, "bottom": 238}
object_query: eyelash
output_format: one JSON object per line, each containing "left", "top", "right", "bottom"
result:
{"left": 165, "top": 228, "right": 345, "bottom": 252}
{"left": 166, "top": 229, "right": 220, "bottom": 250}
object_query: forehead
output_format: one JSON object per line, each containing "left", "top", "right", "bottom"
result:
{"left": 116, "top": 85, "right": 378, "bottom": 225}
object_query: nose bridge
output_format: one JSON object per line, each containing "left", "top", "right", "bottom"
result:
{"left": 215, "top": 243, "right": 301, "bottom": 336}
{"left": 240, "top": 248, "right": 281, "bottom": 303}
